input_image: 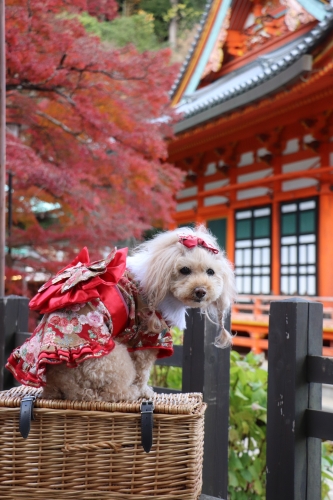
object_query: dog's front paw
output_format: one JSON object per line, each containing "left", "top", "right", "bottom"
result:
{"left": 139, "top": 385, "right": 155, "bottom": 399}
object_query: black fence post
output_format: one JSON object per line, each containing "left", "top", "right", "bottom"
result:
{"left": 183, "top": 309, "right": 230, "bottom": 499}
{"left": 266, "top": 298, "right": 323, "bottom": 500}
{"left": 0, "top": 295, "right": 29, "bottom": 391}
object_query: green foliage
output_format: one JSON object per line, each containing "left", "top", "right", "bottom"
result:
{"left": 150, "top": 365, "right": 182, "bottom": 390}
{"left": 163, "top": 2, "right": 203, "bottom": 33}
{"left": 322, "top": 441, "right": 333, "bottom": 499}
{"left": 229, "top": 351, "right": 267, "bottom": 500}
{"left": 170, "top": 327, "right": 184, "bottom": 345}
{"left": 139, "top": 0, "right": 170, "bottom": 42}
{"left": 80, "top": 11, "right": 159, "bottom": 51}
{"left": 94, "top": 0, "right": 207, "bottom": 51}
{"left": 149, "top": 327, "right": 183, "bottom": 390}
{"left": 138, "top": 0, "right": 206, "bottom": 43}
{"left": 143, "top": 227, "right": 165, "bottom": 241}
{"left": 229, "top": 351, "right": 333, "bottom": 499}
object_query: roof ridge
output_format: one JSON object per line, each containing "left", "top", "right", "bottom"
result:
{"left": 174, "top": 10, "right": 333, "bottom": 130}
{"left": 169, "top": 1, "right": 214, "bottom": 99}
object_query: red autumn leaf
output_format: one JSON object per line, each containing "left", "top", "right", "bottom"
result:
{"left": 5, "top": 0, "right": 183, "bottom": 291}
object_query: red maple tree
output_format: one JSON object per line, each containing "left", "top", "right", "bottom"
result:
{"left": 5, "top": 0, "right": 182, "bottom": 290}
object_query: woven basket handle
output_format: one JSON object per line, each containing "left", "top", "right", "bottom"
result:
{"left": 62, "top": 441, "right": 121, "bottom": 453}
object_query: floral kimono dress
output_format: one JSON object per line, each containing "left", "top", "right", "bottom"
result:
{"left": 6, "top": 247, "right": 173, "bottom": 388}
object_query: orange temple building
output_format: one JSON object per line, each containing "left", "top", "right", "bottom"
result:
{"left": 168, "top": 0, "right": 333, "bottom": 355}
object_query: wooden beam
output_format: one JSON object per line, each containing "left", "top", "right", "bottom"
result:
{"left": 196, "top": 165, "right": 333, "bottom": 198}
{"left": 307, "top": 355, "right": 333, "bottom": 385}
{"left": 183, "top": 310, "right": 230, "bottom": 498}
{"left": 318, "top": 184, "right": 333, "bottom": 296}
{"left": 0, "top": 296, "right": 30, "bottom": 390}
{"left": 173, "top": 182, "right": 326, "bottom": 225}
{"left": 271, "top": 153, "right": 282, "bottom": 295}
{"left": 266, "top": 300, "right": 323, "bottom": 500}
{"left": 306, "top": 409, "right": 333, "bottom": 441}
{"left": 168, "top": 69, "right": 333, "bottom": 162}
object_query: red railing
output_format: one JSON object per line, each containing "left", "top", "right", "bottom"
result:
{"left": 232, "top": 295, "right": 333, "bottom": 356}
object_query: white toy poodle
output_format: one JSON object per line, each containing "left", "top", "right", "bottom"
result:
{"left": 7, "top": 225, "right": 235, "bottom": 402}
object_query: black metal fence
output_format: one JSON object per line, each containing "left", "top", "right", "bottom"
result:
{"left": 155, "top": 299, "right": 333, "bottom": 500}
{"left": 266, "top": 298, "right": 333, "bottom": 500}
{"left": 1, "top": 296, "right": 333, "bottom": 500}
{"left": 154, "top": 310, "right": 231, "bottom": 499}
{"left": 0, "top": 296, "right": 29, "bottom": 391}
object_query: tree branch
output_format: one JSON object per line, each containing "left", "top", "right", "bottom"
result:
{"left": 35, "top": 110, "right": 87, "bottom": 143}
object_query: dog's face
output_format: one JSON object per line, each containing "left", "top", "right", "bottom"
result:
{"left": 127, "top": 225, "right": 235, "bottom": 346}
{"left": 127, "top": 225, "right": 235, "bottom": 333}
{"left": 169, "top": 246, "right": 225, "bottom": 308}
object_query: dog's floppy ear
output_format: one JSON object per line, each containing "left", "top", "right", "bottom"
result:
{"left": 127, "top": 230, "right": 182, "bottom": 333}
{"left": 129, "top": 232, "right": 179, "bottom": 306}
{"left": 211, "top": 299, "right": 232, "bottom": 348}
{"left": 208, "top": 251, "right": 236, "bottom": 348}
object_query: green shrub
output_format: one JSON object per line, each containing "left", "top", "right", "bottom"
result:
{"left": 322, "top": 441, "right": 333, "bottom": 499}
{"left": 229, "top": 351, "right": 267, "bottom": 500}
{"left": 229, "top": 351, "right": 333, "bottom": 500}
{"left": 149, "top": 327, "right": 183, "bottom": 390}
{"left": 80, "top": 11, "right": 159, "bottom": 52}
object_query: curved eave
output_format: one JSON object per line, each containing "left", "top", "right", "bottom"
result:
{"left": 169, "top": 58, "right": 333, "bottom": 162}
{"left": 180, "top": 0, "right": 232, "bottom": 98}
{"left": 171, "top": 0, "right": 220, "bottom": 105}
{"left": 175, "top": 54, "right": 312, "bottom": 133}
{"left": 174, "top": 12, "right": 333, "bottom": 135}
{"left": 171, "top": 0, "right": 330, "bottom": 104}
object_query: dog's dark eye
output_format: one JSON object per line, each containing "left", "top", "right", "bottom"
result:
{"left": 179, "top": 267, "right": 192, "bottom": 275}
{"left": 207, "top": 269, "right": 215, "bottom": 276}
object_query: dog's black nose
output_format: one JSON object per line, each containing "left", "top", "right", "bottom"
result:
{"left": 194, "top": 287, "right": 206, "bottom": 299}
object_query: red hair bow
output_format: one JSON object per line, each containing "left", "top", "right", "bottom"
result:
{"left": 179, "top": 235, "right": 219, "bottom": 254}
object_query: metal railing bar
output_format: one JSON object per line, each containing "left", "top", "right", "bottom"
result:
{"left": 306, "top": 409, "right": 333, "bottom": 440}
{"left": 152, "top": 387, "right": 182, "bottom": 394}
{"left": 307, "top": 355, "right": 333, "bottom": 385}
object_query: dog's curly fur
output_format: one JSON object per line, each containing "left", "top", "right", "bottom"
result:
{"left": 43, "top": 225, "right": 236, "bottom": 402}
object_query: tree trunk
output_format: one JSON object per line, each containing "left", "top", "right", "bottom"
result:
{"left": 169, "top": 0, "right": 177, "bottom": 50}
{"left": 122, "top": 0, "right": 137, "bottom": 17}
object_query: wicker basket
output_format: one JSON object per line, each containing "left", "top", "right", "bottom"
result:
{"left": 0, "top": 386, "right": 206, "bottom": 499}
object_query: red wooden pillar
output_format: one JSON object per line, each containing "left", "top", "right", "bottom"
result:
{"left": 271, "top": 200, "right": 280, "bottom": 295}
{"left": 271, "top": 150, "right": 282, "bottom": 295}
{"left": 226, "top": 207, "right": 234, "bottom": 263}
{"left": 318, "top": 184, "right": 333, "bottom": 297}
{"left": 195, "top": 172, "right": 205, "bottom": 224}
{"left": 226, "top": 164, "right": 237, "bottom": 263}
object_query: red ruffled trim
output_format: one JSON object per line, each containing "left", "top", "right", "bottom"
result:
{"left": 6, "top": 337, "right": 116, "bottom": 387}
